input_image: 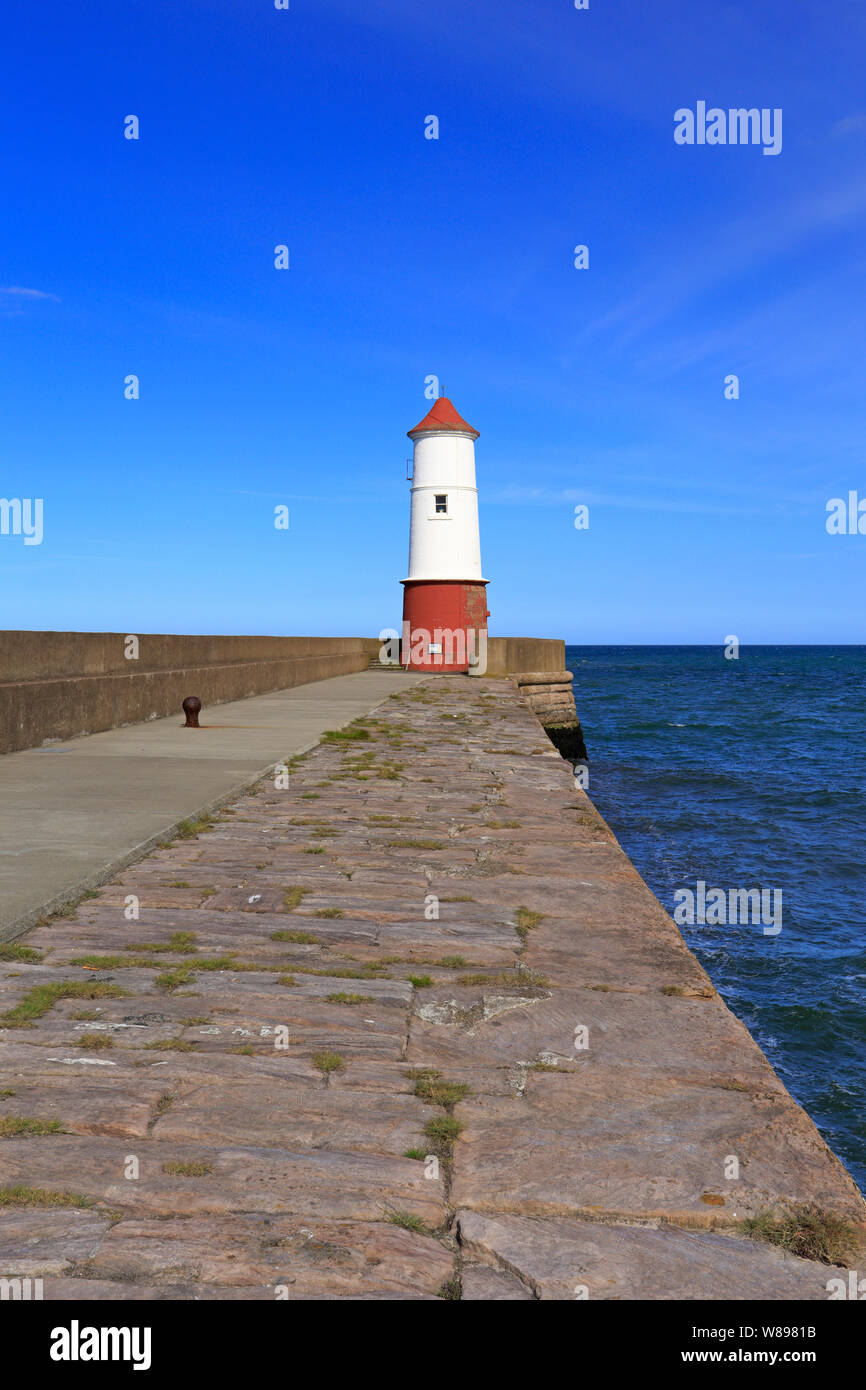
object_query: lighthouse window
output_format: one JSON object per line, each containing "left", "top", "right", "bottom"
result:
{"left": 434, "top": 494, "right": 448, "bottom": 514}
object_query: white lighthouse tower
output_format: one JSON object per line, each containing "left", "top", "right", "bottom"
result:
{"left": 401, "top": 396, "right": 489, "bottom": 672}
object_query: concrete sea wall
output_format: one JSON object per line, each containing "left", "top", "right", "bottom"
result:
{"left": 0, "top": 632, "right": 380, "bottom": 755}
{"left": 483, "top": 637, "right": 565, "bottom": 677}
{"left": 0, "top": 632, "right": 582, "bottom": 757}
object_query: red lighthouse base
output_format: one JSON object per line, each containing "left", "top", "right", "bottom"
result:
{"left": 401, "top": 580, "right": 489, "bottom": 672}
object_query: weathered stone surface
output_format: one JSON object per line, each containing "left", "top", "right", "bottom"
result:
{"left": 450, "top": 1068, "right": 864, "bottom": 1221}
{"left": 152, "top": 1081, "right": 427, "bottom": 1156}
{"left": 37, "top": 1277, "right": 436, "bottom": 1300}
{"left": 0, "top": 1078, "right": 168, "bottom": 1138}
{"left": 1, "top": 675, "right": 862, "bottom": 1300}
{"left": 88, "top": 1215, "right": 453, "bottom": 1296}
{"left": 0, "top": 1136, "right": 446, "bottom": 1224}
{"left": 460, "top": 1263, "right": 535, "bottom": 1300}
{"left": 0, "top": 1209, "right": 111, "bottom": 1276}
{"left": 457, "top": 1210, "right": 850, "bottom": 1301}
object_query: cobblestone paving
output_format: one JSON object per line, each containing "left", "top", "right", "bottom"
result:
{"left": 1, "top": 679, "right": 863, "bottom": 1299}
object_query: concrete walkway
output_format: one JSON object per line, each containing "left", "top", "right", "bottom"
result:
{"left": 0, "top": 671, "right": 419, "bottom": 939}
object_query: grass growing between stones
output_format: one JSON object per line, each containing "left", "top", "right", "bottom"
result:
{"left": 0, "top": 982, "right": 131, "bottom": 1027}
{"left": 410, "top": 1070, "right": 469, "bottom": 1108}
{"left": 423, "top": 1116, "right": 464, "bottom": 1170}
{"left": 154, "top": 956, "right": 273, "bottom": 991}
{"left": 0, "top": 942, "right": 42, "bottom": 962}
{"left": 0, "top": 1186, "right": 94, "bottom": 1209}
{"left": 0, "top": 1117, "right": 64, "bottom": 1138}
{"left": 388, "top": 1211, "right": 428, "bottom": 1233}
{"left": 75, "top": 1033, "right": 113, "bottom": 1050}
{"left": 515, "top": 907, "right": 543, "bottom": 932}
{"left": 125, "top": 932, "right": 198, "bottom": 954}
{"left": 174, "top": 814, "right": 216, "bottom": 840}
{"left": 325, "top": 993, "right": 371, "bottom": 1005}
{"left": 162, "top": 1161, "right": 212, "bottom": 1177}
{"left": 740, "top": 1204, "right": 859, "bottom": 1267}
{"left": 312, "top": 1051, "right": 344, "bottom": 1076}
{"left": 438, "top": 1275, "right": 462, "bottom": 1300}
{"left": 31, "top": 888, "right": 100, "bottom": 931}
{"left": 271, "top": 929, "right": 319, "bottom": 943}
{"left": 386, "top": 839, "right": 446, "bottom": 851}
{"left": 294, "top": 964, "right": 389, "bottom": 981}
{"left": 283, "top": 887, "right": 311, "bottom": 912}
{"left": 155, "top": 966, "right": 196, "bottom": 992}
{"left": 409, "top": 1067, "right": 468, "bottom": 1176}
{"left": 71, "top": 955, "right": 159, "bottom": 970}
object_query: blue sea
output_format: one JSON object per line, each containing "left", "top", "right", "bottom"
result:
{"left": 567, "top": 645, "right": 866, "bottom": 1194}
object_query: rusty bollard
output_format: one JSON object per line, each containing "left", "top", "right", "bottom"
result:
{"left": 182, "top": 696, "right": 202, "bottom": 728}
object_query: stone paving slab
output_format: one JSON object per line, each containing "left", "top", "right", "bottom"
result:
{"left": 0, "top": 1208, "right": 111, "bottom": 1276}
{"left": 32, "top": 1279, "right": 437, "bottom": 1300}
{"left": 457, "top": 1210, "right": 850, "bottom": 1301}
{"left": 79, "top": 1214, "right": 454, "bottom": 1296}
{"left": 1, "top": 676, "right": 863, "bottom": 1300}
{"left": 461, "top": 1264, "right": 534, "bottom": 1300}
{"left": 0, "top": 1138, "right": 446, "bottom": 1225}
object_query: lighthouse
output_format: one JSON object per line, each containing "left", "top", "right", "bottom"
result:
{"left": 401, "top": 396, "right": 489, "bottom": 672}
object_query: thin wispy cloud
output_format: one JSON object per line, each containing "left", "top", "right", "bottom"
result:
{"left": 578, "top": 172, "right": 866, "bottom": 352}
{"left": 0, "top": 286, "right": 60, "bottom": 301}
{"left": 488, "top": 485, "right": 761, "bottom": 518}
{"left": 218, "top": 489, "right": 374, "bottom": 503}
{"left": 830, "top": 113, "right": 866, "bottom": 139}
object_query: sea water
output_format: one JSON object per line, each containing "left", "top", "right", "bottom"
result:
{"left": 568, "top": 644, "right": 866, "bottom": 1192}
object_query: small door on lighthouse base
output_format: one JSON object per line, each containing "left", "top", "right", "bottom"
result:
{"left": 400, "top": 397, "right": 489, "bottom": 674}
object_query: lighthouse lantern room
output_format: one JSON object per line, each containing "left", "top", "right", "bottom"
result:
{"left": 401, "top": 396, "right": 489, "bottom": 672}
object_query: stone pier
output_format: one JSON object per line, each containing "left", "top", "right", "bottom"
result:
{"left": 0, "top": 677, "right": 862, "bottom": 1299}
{"left": 512, "top": 668, "right": 586, "bottom": 762}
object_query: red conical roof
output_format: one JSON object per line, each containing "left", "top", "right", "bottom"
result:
{"left": 408, "top": 397, "right": 479, "bottom": 439}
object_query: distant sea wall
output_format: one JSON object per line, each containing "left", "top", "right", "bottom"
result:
{"left": 0, "top": 632, "right": 379, "bottom": 755}
{"left": 483, "top": 637, "right": 565, "bottom": 677}
{"left": 0, "top": 630, "right": 585, "bottom": 759}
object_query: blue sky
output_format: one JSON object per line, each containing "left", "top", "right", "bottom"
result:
{"left": 2, "top": 0, "right": 865, "bottom": 643}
